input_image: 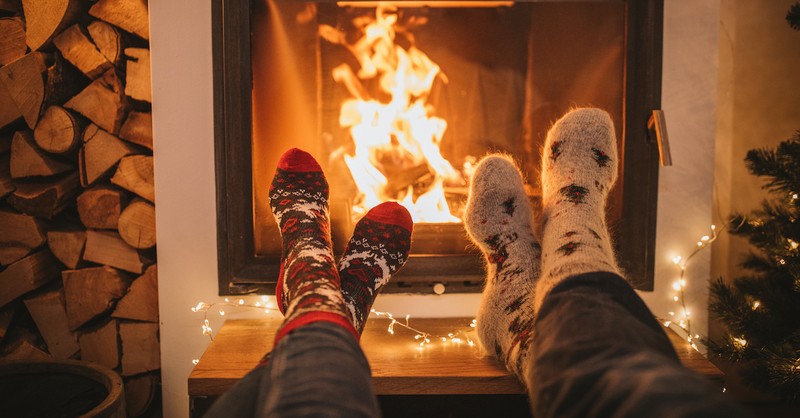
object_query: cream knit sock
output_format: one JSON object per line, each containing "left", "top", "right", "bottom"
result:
{"left": 464, "top": 155, "right": 540, "bottom": 382}
{"left": 534, "top": 108, "right": 622, "bottom": 313}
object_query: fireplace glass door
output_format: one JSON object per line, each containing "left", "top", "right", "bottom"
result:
{"left": 214, "top": 0, "right": 663, "bottom": 295}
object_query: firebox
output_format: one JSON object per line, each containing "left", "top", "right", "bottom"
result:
{"left": 213, "top": 0, "right": 664, "bottom": 295}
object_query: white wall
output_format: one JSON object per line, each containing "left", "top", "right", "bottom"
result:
{"left": 151, "top": 1, "right": 721, "bottom": 416}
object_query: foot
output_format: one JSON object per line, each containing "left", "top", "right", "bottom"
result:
{"left": 535, "top": 108, "right": 621, "bottom": 313}
{"left": 464, "top": 154, "right": 540, "bottom": 382}
{"left": 269, "top": 148, "right": 355, "bottom": 342}
{"left": 339, "top": 202, "right": 413, "bottom": 334}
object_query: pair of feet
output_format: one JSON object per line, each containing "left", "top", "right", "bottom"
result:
{"left": 270, "top": 108, "right": 622, "bottom": 385}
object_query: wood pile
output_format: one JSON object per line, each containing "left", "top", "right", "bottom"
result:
{"left": 0, "top": 1, "right": 158, "bottom": 416}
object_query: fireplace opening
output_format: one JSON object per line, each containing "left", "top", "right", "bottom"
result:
{"left": 213, "top": 0, "right": 663, "bottom": 295}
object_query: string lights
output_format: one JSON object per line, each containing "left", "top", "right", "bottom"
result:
{"left": 662, "top": 223, "right": 724, "bottom": 352}
{"left": 191, "top": 298, "right": 478, "bottom": 356}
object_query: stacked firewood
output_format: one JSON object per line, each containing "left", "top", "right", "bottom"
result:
{"left": 0, "top": 0, "right": 158, "bottom": 415}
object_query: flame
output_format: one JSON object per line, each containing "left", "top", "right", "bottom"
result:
{"left": 326, "top": 3, "right": 461, "bottom": 223}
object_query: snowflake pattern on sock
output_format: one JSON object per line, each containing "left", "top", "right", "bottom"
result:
{"left": 464, "top": 155, "right": 540, "bottom": 383}
{"left": 535, "top": 108, "right": 623, "bottom": 314}
{"left": 339, "top": 202, "right": 413, "bottom": 333}
{"left": 269, "top": 149, "right": 354, "bottom": 341}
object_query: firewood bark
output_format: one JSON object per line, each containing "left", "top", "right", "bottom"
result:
{"left": 79, "top": 124, "right": 139, "bottom": 187}
{"left": 125, "top": 47, "right": 151, "bottom": 103}
{"left": 10, "top": 130, "right": 73, "bottom": 179}
{"left": 77, "top": 185, "right": 128, "bottom": 229}
{"left": 118, "top": 198, "right": 155, "bottom": 249}
{"left": 54, "top": 24, "right": 113, "bottom": 80}
{"left": 87, "top": 20, "right": 124, "bottom": 66}
{"left": 124, "top": 374, "right": 158, "bottom": 417}
{"left": 0, "top": 209, "right": 46, "bottom": 266}
{"left": 65, "top": 69, "right": 127, "bottom": 134}
{"left": 62, "top": 265, "right": 129, "bottom": 330}
{"left": 113, "top": 264, "right": 157, "bottom": 322}
{"left": 0, "top": 0, "right": 20, "bottom": 13}
{"left": 24, "top": 288, "right": 80, "bottom": 359}
{"left": 9, "top": 171, "right": 80, "bottom": 219}
{"left": 0, "top": 80, "right": 23, "bottom": 129}
{"left": 78, "top": 319, "right": 118, "bottom": 369}
{"left": 0, "top": 250, "right": 60, "bottom": 308}
{"left": 111, "top": 155, "right": 153, "bottom": 202}
{"left": 84, "top": 229, "right": 152, "bottom": 274}
{"left": 0, "top": 304, "right": 16, "bottom": 343}
{"left": 0, "top": 154, "right": 14, "bottom": 199}
{"left": 33, "top": 106, "right": 83, "bottom": 155}
{"left": 47, "top": 229, "right": 86, "bottom": 269}
{"left": 89, "top": 0, "right": 150, "bottom": 41}
{"left": 22, "top": 0, "right": 83, "bottom": 51}
{"left": 0, "top": 17, "right": 26, "bottom": 66}
{"left": 119, "top": 111, "right": 152, "bottom": 150}
{"left": 0, "top": 52, "right": 47, "bottom": 129}
{"left": 120, "top": 322, "right": 160, "bottom": 376}
{"left": 0, "top": 337, "right": 51, "bottom": 361}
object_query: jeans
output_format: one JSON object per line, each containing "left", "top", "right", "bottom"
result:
{"left": 528, "top": 272, "right": 750, "bottom": 418}
{"left": 206, "top": 272, "right": 749, "bottom": 417}
{"left": 204, "top": 322, "right": 380, "bottom": 418}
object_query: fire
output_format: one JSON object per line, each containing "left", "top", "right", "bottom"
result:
{"left": 322, "top": 3, "right": 462, "bottom": 223}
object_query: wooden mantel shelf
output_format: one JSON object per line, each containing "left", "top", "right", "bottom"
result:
{"left": 188, "top": 317, "right": 723, "bottom": 398}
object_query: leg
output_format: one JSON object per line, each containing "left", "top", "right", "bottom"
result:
{"left": 209, "top": 149, "right": 412, "bottom": 417}
{"left": 528, "top": 109, "right": 748, "bottom": 417}
{"left": 464, "top": 154, "right": 540, "bottom": 382}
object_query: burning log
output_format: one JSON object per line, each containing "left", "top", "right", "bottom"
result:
{"left": 382, "top": 162, "right": 433, "bottom": 199}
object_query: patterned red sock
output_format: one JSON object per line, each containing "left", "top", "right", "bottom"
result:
{"left": 339, "top": 202, "right": 413, "bottom": 334}
{"left": 269, "top": 148, "right": 356, "bottom": 343}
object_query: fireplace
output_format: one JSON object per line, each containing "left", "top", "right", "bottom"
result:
{"left": 213, "top": 0, "right": 664, "bottom": 295}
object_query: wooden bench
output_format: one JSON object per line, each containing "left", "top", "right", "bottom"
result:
{"left": 189, "top": 317, "right": 723, "bottom": 416}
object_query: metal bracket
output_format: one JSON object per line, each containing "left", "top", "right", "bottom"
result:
{"left": 647, "top": 109, "right": 672, "bottom": 166}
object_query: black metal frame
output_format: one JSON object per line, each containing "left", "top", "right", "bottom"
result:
{"left": 212, "top": 0, "right": 663, "bottom": 295}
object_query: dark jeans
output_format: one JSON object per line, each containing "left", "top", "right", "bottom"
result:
{"left": 206, "top": 272, "right": 748, "bottom": 418}
{"left": 204, "top": 322, "right": 380, "bottom": 418}
{"left": 528, "top": 272, "right": 749, "bottom": 418}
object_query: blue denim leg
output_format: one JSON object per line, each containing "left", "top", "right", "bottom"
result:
{"left": 527, "top": 272, "right": 751, "bottom": 418}
{"left": 205, "top": 322, "right": 380, "bottom": 418}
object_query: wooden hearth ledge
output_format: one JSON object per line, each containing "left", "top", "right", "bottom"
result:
{"left": 189, "top": 317, "right": 723, "bottom": 397}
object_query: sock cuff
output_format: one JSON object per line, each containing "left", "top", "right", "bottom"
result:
{"left": 365, "top": 202, "right": 414, "bottom": 231}
{"left": 274, "top": 311, "right": 360, "bottom": 345}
